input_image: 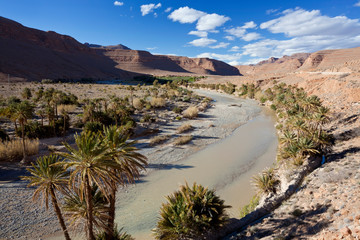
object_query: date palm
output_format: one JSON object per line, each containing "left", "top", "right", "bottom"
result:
{"left": 58, "top": 131, "right": 121, "bottom": 240}
{"left": 103, "top": 126, "right": 147, "bottom": 238}
{"left": 22, "top": 155, "right": 71, "bottom": 240}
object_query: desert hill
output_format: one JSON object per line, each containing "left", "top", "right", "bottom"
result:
{"left": 0, "top": 16, "right": 240, "bottom": 81}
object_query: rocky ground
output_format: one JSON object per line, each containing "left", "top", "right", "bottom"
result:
{"left": 226, "top": 110, "right": 360, "bottom": 240}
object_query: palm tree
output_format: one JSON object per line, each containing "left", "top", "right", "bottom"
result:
{"left": 103, "top": 126, "right": 147, "bottom": 238}
{"left": 57, "top": 131, "right": 120, "bottom": 240}
{"left": 63, "top": 185, "right": 109, "bottom": 234}
{"left": 22, "top": 155, "right": 71, "bottom": 240}
{"left": 13, "top": 101, "right": 34, "bottom": 163}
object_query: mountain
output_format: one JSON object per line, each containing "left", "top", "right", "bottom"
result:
{"left": 0, "top": 16, "right": 240, "bottom": 81}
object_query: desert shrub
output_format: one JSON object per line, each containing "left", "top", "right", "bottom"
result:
{"left": 0, "top": 138, "right": 39, "bottom": 162}
{"left": 175, "top": 116, "right": 182, "bottom": 121}
{"left": 96, "top": 226, "right": 134, "bottom": 240}
{"left": 270, "top": 104, "right": 277, "bottom": 111}
{"left": 174, "top": 135, "right": 193, "bottom": 145}
{"left": 84, "top": 121, "right": 103, "bottom": 133}
{"left": 0, "top": 128, "right": 9, "bottom": 142}
{"left": 57, "top": 104, "right": 77, "bottom": 114}
{"left": 41, "top": 79, "right": 54, "bottom": 84}
{"left": 183, "top": 106, "right": 199, "bottom": 119}
{"left": 16, "top": 119, "right": 69, "bottom": 139}
{"left": 172, "top": 106, "right": 182, "bottom": 114}
{"left": 141, "top": 114, "right": 154, "bottom": 123}
{"left": 154, "top": 182, "right": 229, "bottom": 239}
{"left": 176, "top": 124, "right": 193, "bottom": 134}
{"left": 22, "top": 87, "right": 32, "bottom": 99}
{"left": 252, "top": 168, "right": 279, "bottom": 195}
{"left": 150, "top": 97, "right": 166, "bottom": 108}
{"left": 133, "top": 98, "right": 143, "bottom": 110}
{"left": 239, "top": 195, "right": 260, "bottom": 218}
{"left": 150, "top": 135, "right": 170, "bottom": 146}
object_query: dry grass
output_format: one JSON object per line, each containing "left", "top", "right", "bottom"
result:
{"left": 133, "top": 98, "right": 143, "bottom": 110}
{"left": 150, "top": 97, "right": 166, "bottom": 108}
{"left": 176, "top": 124, "right": 193, "bottom": 134}
{"left": 57, "top": 104, "right": 77, "bottom": 114}
{"left": 150, "top": 135, "right": 170, "bottom": 146}
{"left": 183, "top": 106, "right": 199, "bottom": 119}
{"left": 174, "top": 135, "right": 193, "bottom": 145}
{"left": 0, "top": 138, "right": 39, "bottom": 162}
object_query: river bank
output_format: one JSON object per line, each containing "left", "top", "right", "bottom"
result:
{"left": 0, "top": 90, "right": 278, "bottom": 240}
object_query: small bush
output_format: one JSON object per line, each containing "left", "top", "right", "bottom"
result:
{"left": 151, "top": 97, "right": 166, "bottom": 108}
{"left": 239, "top": 195, "right": 259, "bottom": 218}
{"left": 84, "top": 121, "right": 103, "bottom": 133}
{"left": 172, "top": 106, "right": 182, "bottom": 114}
{"left": 57, "top": 104, "right": 77, "bottom": 114}
{"left": 175, "top": 116, "right": 182, "bottom": 121}
{"left": 96, "top": 226, "right": 134, "bottom": 240}
{"left": 133, "top": 98, "right": 143, "bottom": 110}
{"left": 0, "top": 138, "right": 39, "bottom": 162}
{"left": 252, "top": 168, "right": 279, "bottom": 195}
{"left": 174, "top": 135, "right": 193, "bottom": 145}
{"left": 0, "top": 128, "right": 9, "bottom": 142}
{"left": 182, "top": 106, "right": 198, "bottom": 119}
{"left": 154, "top": 182, "right": 229, "bottom": 239}
{"left": 141, "top": 114, "right": 154, "bottom": 123}
{"left": 176, "top": 124, "right": 193, "bottom": 134}
{"left": 150, "top": 135, "right": 170, "bottom": 146}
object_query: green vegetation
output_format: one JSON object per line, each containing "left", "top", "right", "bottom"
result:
{"left": 173, "top": 135, "right": 193, "bottom": 145}
{"left": 239, "top": 195, "right": 260, "bottom": 218}
{"left": 154, "top": 182, "right": 229, "bottom": 239}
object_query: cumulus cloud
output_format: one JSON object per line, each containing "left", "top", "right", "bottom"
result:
{"left": 242, "top": 32, "right": 261, "bottom": 41}
{"left": 243, "top": 21, "right": 257, "bottom": 29}
{"left": 114, "top": 1, "right": 124, "bottom": 6}
{"left": 168, "top": 6, "right": 206, "bottom": 23}
{"left": 225, "top": 27, "right": 246, "bottom": 38}
{"left": 260, "top": 8, "right": 360, "bottom": 37}
{"left": 355, "top": 1, "right": 360, "bottom": 7}
{"left": 189, "top": 38, "right": 217, "bottom": 47}
{"left": 165, "top": 7, "right": 172, "bottom": 13}
{"left": 141, "top": 3, "right": 162, "bottom": 16}
{"left": 224, "top": 36, "right": 235, "bottom": 41}
{"left": 188, "top": 30, "right": 208, "bottom": 38}
{"left": 209, "top": 42, "right": 230, "bottom": 49}
{"left": 197, "top": 52, "right": 242, "bottom": 65}
{"left": 229, "top": 46, "right": 240, "bottom": 52}
{"left": 196, "top": 13, "right": 230, "bottom": 31}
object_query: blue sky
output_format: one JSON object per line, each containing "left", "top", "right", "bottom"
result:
{"left": 1, "top": 0, "right": 360, "bottom": 65}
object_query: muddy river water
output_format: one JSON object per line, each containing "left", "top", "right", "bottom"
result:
{"left": 114, "top": 91, "right": 278, "bottom": 239}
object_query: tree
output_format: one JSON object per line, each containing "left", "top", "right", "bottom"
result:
{"left": 22, "top": 87, "right": 32, "bottom": 100}
{"left": 103, "top": 126, "right": 147, "bottom": 238}
{"left": 57, "top": 131, "right": 120, "bottom": 240}
{"left": 13, "top": 101, "right": 34, "bottom": 163}
{"left": 22, "top": 155, "right": 71, "bottom": 240}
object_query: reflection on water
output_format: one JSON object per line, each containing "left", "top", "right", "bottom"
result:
{"left": 115, "top": 109, "right": 277, "bottom": 239}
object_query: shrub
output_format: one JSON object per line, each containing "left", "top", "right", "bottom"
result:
{"left": 151, "top": 97, "right": 166, "bottom": 108}
{"left": 174, "top": 135, "right": 193, "bottom": 145}
{"left": 182, "top": 106, "right": 198, "bottom": 119}
{"left": 239, "top": 195, "right": 260, "bottom": 218}
{"left": 57, "top": 104, "right": 77, "bottom": 114}
{"left": 96, "top": 226, "right": 134, "bottom": 240}
{"left": 252, "top": 168, "right": 279, "bottom": 195}
{"left": 150, "top": 135, "right": 170, "bottom": 146}
{"left": 84, "top": 121, "right": 103, "bottom": 133}
{"left": 141, "top": 114, "right": 154, "bottom": 123}
{"left": 22, "top": 87, "right": 32, "bottom": 99}
{"left": 133, "top": 98, "right": 143, "bottom": 110}
{"left": 154, "top": 182, "right": 229, "bottom": 239}
{"left": 0, "top": 138, "right": 39, "bottom": 162}
{"left": 176, "top": 124, "right": 193, "bottom": 134}
{"left": 0, "top": 128, "right": 9, "bottom": 142}
{"left": 172, "top": 106, "right": 182, "bottom": 114}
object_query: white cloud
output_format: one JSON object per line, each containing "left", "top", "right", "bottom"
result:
{"left": 188, "top": 30, "right": 208, "bottom": 38}
{"left": 165, "top": 7, "right": 172, "bottom": 13}
{"left": 355, "top": 1, "right": 360, "bottom": 7}
{"left": 243, "top": 21, "right": 257, "bottom": 29}
{"left": 266, "top": 9, "right": 279, "bottom": 15}
{"left": 189, "top": 38, "right": 217, "bottom": 47}
{"left": 225, "top": 27, "right": 246, "bottom": 38}
{"left": 168, "top": 6, "right": 206, "bottom": 23}
{"left": 196, "top": 13, "right": 230, "bottom": 31}
{"left": 114, "top": 1, "right": 124, "bottom": 6}
{"left": 147, "top": 47, "right": 158, "bottom": 50}
{"left": 229, "top": 46, "right": 240, "bottom": 52}
{"left": 209, "top": 42, "right": 230, "bottom": 49}
{"left": 224, "top": 36, "right": 235, "bottom": 41}
{"left": 141, "top": 3, "right": 162, "bottom": 16}
{"left": 260, "top": 8, "right": 360, "bottom": 37}
{"left": 197, "top": 52, "right": 242, "bottom": 64}
{"left": 242, "top": 32, "right": 261, "bottom": 41}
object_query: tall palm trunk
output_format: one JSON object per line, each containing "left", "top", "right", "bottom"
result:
{"left": 50, "top": 187, "right": 71, "bottom": 240}
{"left": 85, "top": 176, "right": 96, "bottom": 240}
{"left": 106, "top": 180, "right": 117, "bottom": 240}
{"left": 21, "top": 123, "right": 27, "bottom": 163}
